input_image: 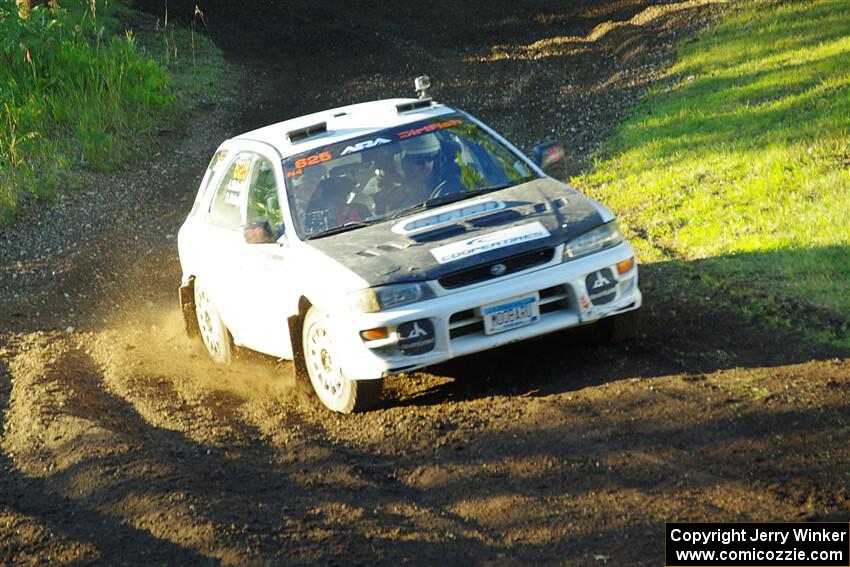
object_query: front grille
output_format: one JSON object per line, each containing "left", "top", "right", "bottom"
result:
{"left": 448, "top": 284, "right": 572, "bottom": 339}
{"left": 438, "top": 248, "right": 554, "bottom": 290}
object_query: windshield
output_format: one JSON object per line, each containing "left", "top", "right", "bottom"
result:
{"left": 283, "top": 113, "right": 538, "bottom": 239}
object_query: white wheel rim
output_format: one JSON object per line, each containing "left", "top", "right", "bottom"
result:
{"left": 305, "top": 318, "right": 344, "bottom": 401}
{"left": 195, "top": 287, "right": 225, "bottom": 359}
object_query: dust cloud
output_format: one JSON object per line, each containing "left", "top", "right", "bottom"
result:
{"left": 94, "top": 304, "right": 298, "bottom": 403}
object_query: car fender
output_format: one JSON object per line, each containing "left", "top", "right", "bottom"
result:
{"left": 286, "top": 241, "right": 375, "bottom": 372}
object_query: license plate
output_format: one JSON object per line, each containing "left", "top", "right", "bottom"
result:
{"left": 482, "top": 293, "right": 540, "bottom": 335}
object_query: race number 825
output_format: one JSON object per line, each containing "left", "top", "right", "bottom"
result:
{"left": 294, "top": 151, "right": 331, "bottom": 169}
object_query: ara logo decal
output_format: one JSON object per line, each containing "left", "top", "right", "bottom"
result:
{"left": 340, "top": 137, "right": 392, "bottom": 155}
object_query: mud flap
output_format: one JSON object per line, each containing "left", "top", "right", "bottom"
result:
{"left": 288, "top": 313, "right": 307, "bottom": 381}
{"left": 179, "top": 281, "right": 200, "bottom": 338}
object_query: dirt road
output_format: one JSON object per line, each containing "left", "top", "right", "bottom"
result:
{"left": 1, "top": 1, "right": 848, "bottom": 565}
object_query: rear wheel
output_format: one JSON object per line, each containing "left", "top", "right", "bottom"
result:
{"left": 193, "top": 279, "right": 234, "bottom": 364}
{"left": 302, "top": 306, "right": 382, "bottom": 413}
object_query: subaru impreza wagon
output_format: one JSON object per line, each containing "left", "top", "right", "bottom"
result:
{"left": 177, "top": 79, "right": 642, "bottom": 413}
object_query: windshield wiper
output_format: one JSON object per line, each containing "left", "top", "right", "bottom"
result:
{"left": 385, "top": 201, "right": 431, "bottom": 221}
{"left": 386, "top": 183, "right": 515, "bottom": 221}
{"left": 433, "top": 183, "right": 513, "bottom": 207}
{"left": 303, "top": 221, "right": 369, "bottom": 240}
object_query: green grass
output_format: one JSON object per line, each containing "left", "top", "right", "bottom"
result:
{"left": 575, "top": 0, "right": 850, "bottom": 348}
{"left": 0, "top": 0, "right": 227, "bottom": 222}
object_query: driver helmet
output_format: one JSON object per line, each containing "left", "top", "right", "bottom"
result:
{"left": 400, "top": 133, "right": 440, "bottom": 163}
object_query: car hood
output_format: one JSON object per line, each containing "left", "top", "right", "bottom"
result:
{"left": 303, "top": 178, "right": 604, "bottom": 287}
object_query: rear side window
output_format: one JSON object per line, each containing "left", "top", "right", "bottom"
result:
{"left": 190, "top": 148, "right": 230, "bottom": 216}
{"left": 207, "top": 152, "right": 253, "bottom": 230}
{"left": 246, "top": 156, "right": 284, "bottom": 234}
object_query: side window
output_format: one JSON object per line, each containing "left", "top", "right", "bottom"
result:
{"left": 190, "top": 148, "right": 229, "bottom": 216}
{"left": 208, "top": 152, "right": 253, "bottom": 230}
{"left": 246, "top": 156, "right": 283, "bottom": 233}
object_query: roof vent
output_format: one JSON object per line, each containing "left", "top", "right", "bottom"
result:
{"left": 286, "top": 122, "right": 328, "bottom": 143}
{"left": 396, "top": 98, "right": 433, "bottom": 114}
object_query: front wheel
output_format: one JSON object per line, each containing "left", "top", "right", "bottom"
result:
{"left": 301, "top": 306, "right": 382, "bottom": 413}
{"left": 576, "top": 308, "right": 641, "bottom": 345}
{"left": 608, "top": 308, "right": 641, "bottom": 343}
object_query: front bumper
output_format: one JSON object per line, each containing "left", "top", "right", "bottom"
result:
{"left": 334, "top": 241, "right": 642, "bottom": 380}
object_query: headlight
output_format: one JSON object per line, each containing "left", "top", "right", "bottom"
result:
{"left": 347, "top": 282, "right": 435, "bottom": 313}
{"left": 563, "top": 221, "right": 624, "bottom": 260}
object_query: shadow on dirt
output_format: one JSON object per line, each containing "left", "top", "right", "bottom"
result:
{"left": 0, "top": 352, "right": 219, "bottom": 565}
{"left": 3, "top": 339, "right": 847, "bottom": 565}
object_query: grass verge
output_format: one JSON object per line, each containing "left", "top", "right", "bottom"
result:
{"left": 0, "top": 0, "right": 227, "bottom": 222}
{"left": 575, "top": 0, "right": 850, "bottom": 348}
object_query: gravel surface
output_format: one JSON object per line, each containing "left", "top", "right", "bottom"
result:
{"left": 2, "top": 1, "right": 849, "bottom": 565}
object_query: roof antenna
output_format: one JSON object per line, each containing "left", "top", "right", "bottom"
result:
{"left": 414, "top": 75, "right": 431, "bottom": 99}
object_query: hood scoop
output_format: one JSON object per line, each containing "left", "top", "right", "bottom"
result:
{"left": 409, "top": 224, "right": 467, "bottom": 243}
{"left": 392, "top": 199, "right": 503, "bottom": 236}
{"left": 404, "top": 209, "right": 524, "bottom": 243}
{"left": 467, "top": 209, "right": 523, "bottom": 228}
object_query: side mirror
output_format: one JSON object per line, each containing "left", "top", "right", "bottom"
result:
{"left": 531, "top": 140, "right": 566, "bottom": 177}
{"left": 243, "top": 220, "right": 277, "bottom": 244}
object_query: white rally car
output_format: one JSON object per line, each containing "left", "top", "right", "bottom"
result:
{"left": 178, "top": 79, "right": 642, "bottom": 413}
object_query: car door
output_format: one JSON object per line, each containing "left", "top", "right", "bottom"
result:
{"left": 198, "top": 148, "right": 258, "bottom": 339}
{"left": 225, "top": 144, "right": 296, "bottom": 359}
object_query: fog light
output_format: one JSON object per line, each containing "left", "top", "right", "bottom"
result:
{"left": 617, "top": 257, "right": 635, "bottom": 275}
{"left": 360, "top": 327, "right": 389, "bottom": 341}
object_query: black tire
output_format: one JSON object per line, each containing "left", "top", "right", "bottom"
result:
{"left": 608, "top": 308, "right": 641, "bottom": 343}
{"left": 349, "top": 379, "right": 384, "bottom": 413}
{"left": 576, "top": 308, "right": 641, "bottom": 345}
